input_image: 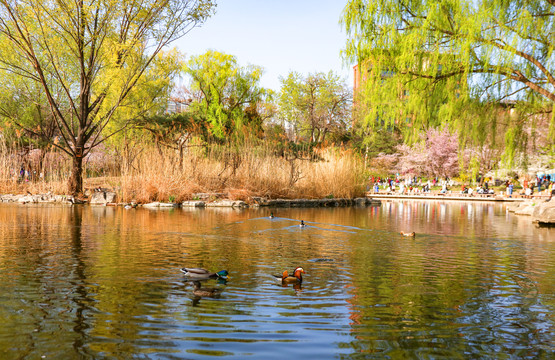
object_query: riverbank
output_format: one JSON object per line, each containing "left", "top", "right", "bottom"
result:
{"left": 0, "top": 192, "right": 382, "bottom": 208}
{"left": 2, "top": 189, "right": 552, "bottom": 225}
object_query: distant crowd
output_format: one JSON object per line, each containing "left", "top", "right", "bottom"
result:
{"left": 369, "top": 174, "right": 554, "bottom": 199}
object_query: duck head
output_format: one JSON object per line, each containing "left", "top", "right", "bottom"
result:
{"left": 293, "top": 267, "right": 305, "bottom": 280}
{"left": 215, "top": 270, "right": 229, "bottom": 278}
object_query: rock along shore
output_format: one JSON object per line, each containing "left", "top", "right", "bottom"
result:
{"left": 0, "top": 192, "right": 382, "bottom": 209}
{"left": 0, "top": 193, "right": 83, "bottom": 204}
{"left": 506, "top": 199, "right": 555, "bottom": 226}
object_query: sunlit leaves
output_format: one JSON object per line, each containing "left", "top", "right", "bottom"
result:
{"left": 278, "top": 71, "right": 352, "bottom": 144}
{"left": 0, "top": 0, "right": 215, "bottom": 192}
{"left": 184, "top": 50, "right": 270, "bottom": 142}
{"left": 342, "top": 0, "right": 555, "bottom": 162}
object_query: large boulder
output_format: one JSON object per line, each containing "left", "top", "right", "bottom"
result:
{"left": 1, "top": 194, "right": 17, "bottom": 202}
{"left": 90, "top": 191, "right": 116, "bottom": 205}
{"left": 514, "top": 201, "right": 537, "bottom": 216}
{"left": 182, "top": 201, "right": 206, "bottom": 207}
{"left": 532, "top": 201, "right": 555, "bottom": 225}
{"left": 17, "top": 195, "right": 36, "bottom": 204}
{"left": 143, "top": 202, "right": 178, "bottom": 208}
{"left": 506, "top": 202, "right": 524, "bottom": 213}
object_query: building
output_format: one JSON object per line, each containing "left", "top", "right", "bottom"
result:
{"left": 165, "top": 99, "right": 191, "bottom": 114}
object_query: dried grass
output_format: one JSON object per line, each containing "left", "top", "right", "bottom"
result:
{"left": 1, "top": 142, "right": 367, "bottom": 202}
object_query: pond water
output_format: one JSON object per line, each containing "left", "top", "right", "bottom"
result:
{"left": 0, "top": 200, "right": 554, "bottom": 359}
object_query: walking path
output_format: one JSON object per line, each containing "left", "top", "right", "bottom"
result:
{"left": 366, "top": 191, "right": 551, "bottom": 202}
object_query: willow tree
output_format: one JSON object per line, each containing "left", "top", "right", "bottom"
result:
{"left": 0, "top": 0, "right": 215, "bottom": 194}
{"left": 185, "top": 50, "right": 270, "bottom": 143}
{"left": 278, "top": 71, "right": 352, "bottom": 144}
{"left": 342, "top": 0, "right": 555, "bottom": 163}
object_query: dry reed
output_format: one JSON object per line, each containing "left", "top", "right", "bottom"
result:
{"left": 1, "top": 142, "right": 367, "bottom": 202}
{"left": 119, "top": 143, "right": 367, "bottom": 202}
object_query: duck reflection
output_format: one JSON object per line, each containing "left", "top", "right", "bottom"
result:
{"left": 190, "top": 280, "right": 224, "bottom": 306}
{"left": 291, "top": 282, "right": 303, "bottom": 293}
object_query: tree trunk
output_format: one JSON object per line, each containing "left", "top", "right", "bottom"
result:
{"left": 178, "top": 142, "right": 184, "bottom": 170}
{"left": 68, "top": 153, "right": 84, "bottom": 195}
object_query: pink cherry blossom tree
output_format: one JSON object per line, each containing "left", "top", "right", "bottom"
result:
{"left": 425, "top": 128, "right": 459, "bottom": 177}
{"left": 396, "top": 127, "right": 460, "bottom": 177}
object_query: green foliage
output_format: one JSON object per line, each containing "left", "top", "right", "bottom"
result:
{"left": 342, "top": 0, "right": 555, "bottom": 160}
{"left": 0, "top": 0, "right": 215, "bottom": 193}
{"left": 0, "top": 73, "right": 59, "bottom": 150}
{"left": 184, "top": 51, "right": 272, "bottom": 143}
{"left": 278, "top": 71, "right": 352, "bottom": 144}
{"left": 359, "top": 127, "right": 402, "bottom": 159}
{"left": 133, "top": 112, "right": 209, "bottom": 148}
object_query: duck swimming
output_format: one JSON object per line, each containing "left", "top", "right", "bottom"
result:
{"left": 299, "top": 220, "right": 306, "bottom": 228}
{"left": 400, "top": 231, "right": 416, "bottom": 237}
{"left": 269, "top": 212, "right": 275, "bottom": 219}
{"left": 180, "top": 268, "right": 229, "bottom": 279}
{"left": 274, "top": 266, "right": 305, "bottom": 284}
{"left": 191, "top": 281, "right": 222, "bottom": 297}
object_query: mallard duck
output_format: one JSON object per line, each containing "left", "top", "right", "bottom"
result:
{"left": 269, "top": 212, "right": 275, "bottom": 219}
{"left": 400, "top": 231, "right": 416, "bottom": 237}
{"left": 180, "top": 268, "right": 229, "bottom": 279}
{"left": 299, "top": 220, "right": 306, "bottom": 228}
{"left": 191, "top": 281, "right": 222, "bottom": 297}
{"left": 273, "top": 266, "right": 305, "bottom": 284}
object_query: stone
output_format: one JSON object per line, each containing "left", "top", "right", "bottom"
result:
{"left": 1, "top": 194, "right": 17, "bottom": 202}
{"left": 355, "top": 198, "right": 368, "bottom": 206}
{"left": 158, "top": 202, "right": 177, "bottom": 208}
{"left": 143, "top": 202, "right": 161, "bottom": 208}
{"left": 515, "top": 202, "right": 536, "bottom": 216}
{"left": 506, "top": 202, "right": 523, "bottom": 212}
{"left": 53, "top": 195, "right": 71, "bottom": 203}
{"left": 182, "top": 201, "right": 206, "bottom": 207}
{"left": 18, "top": 195, "right": 35, "bottom": 204}
{"left": 71, "top": 197, "right": 86, "bottom": 204}
{"left": 206, "top": 200, "right": 247, "bottom": 208}
{"left": 532, "top": 201, "right": 555, "bottom": 225}
{"left": 143, "top": 202, "right": 177, "bottom": 209}
{"left": 90, "top": 191, "right": 116, "bottom": 205}
{"left": 38, "top": 194, "right": 53, "bottom": 203}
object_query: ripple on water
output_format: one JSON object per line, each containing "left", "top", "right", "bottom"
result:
{"left": 0, "top": 203, "right": 554, "bottom": 359}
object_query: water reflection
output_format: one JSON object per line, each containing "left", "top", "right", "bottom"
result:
{"left": 0, "top": 201, "right": 553, "bottom": 359}
{"left": 188, "top": 280, "right": 226, "bottom": 306}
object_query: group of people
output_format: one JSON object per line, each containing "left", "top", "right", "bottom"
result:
{"left": 15, "top": 166, "right": 43, "bottom": 183}
{"left": 460, "top": 183, "right": 495, "bottom": 196}
{"left": 368, "top": 173, "right": 554, "bottom": 199}
{"left": 369, "top": 175, "right": 452, "bottom": 195}
{"left": 521, "top": 175, "right": 554, "bottom": 197}
{"left": 18, "top": 166, "right": 30, "bottom": 182}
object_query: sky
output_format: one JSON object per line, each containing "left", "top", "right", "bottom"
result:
{"left": 175, "top": 0, "right": 354, "bottom": 91}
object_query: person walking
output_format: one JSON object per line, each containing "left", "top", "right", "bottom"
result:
{"left": 508, "top": 182, "right": 513, "bottom": 197}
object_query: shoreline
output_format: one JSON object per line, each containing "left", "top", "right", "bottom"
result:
{"left": 2, "top": 191, "right": 552, "bottom": 224}
{"left": 0, "top": 193, "right": 382, "bottom": 208}
{"left": 1, "top": 191, "right": 551, "bottom": 207}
